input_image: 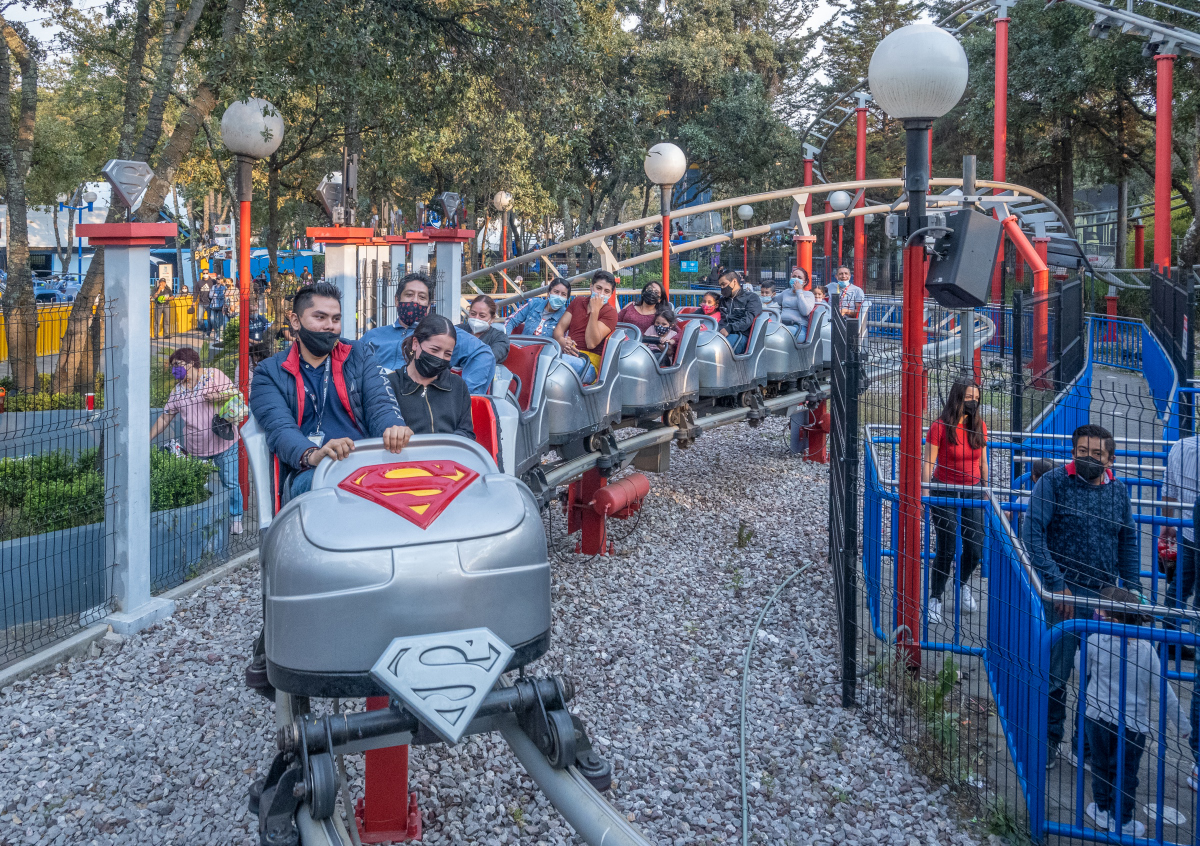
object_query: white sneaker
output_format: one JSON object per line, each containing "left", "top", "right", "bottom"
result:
{"left": 1085, "top": 803, "right": 1111, "bottom": 831}
{"left": 231, "top": 519, "right": 243, "bottom": 535}
{"left": 928, "top": 598, "right": 943, "bottom": 624}
{"left": 1189, "top": 764, "right": 1198, "bottom": 792}
{"left": 1109, "top": 818, "right": 1145, "bottom": 838}
{"left": 960, "top": 585, "right": 979, "bottom": 613}
{"left": 1064, "top": 746, "right": 1091, "bottom": 772}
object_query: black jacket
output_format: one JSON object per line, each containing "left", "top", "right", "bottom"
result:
{"left": 387, "top": 365, "right": 475, "bottom": 440}
{"left": 477, "top": 326, "right": 510, "bottom": 365}
{"left": 719, "top": 286, "right": 763, "bottom": 336}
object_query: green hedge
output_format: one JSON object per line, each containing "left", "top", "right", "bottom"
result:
{"left": 0, "top": 373, "right": 105, "bottom": 411}
{"left": 0, "top": 446, "right": 214, "bottom": 542}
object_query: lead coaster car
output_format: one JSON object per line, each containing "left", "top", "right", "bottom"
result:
{"left": 260, "top": 435, "right": 552, "bottom": 698}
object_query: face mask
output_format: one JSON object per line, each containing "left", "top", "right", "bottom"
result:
{"left": 1074, "top": 455, "right": 1106, "bottom": 482}
{"left": 702, "top": 303, "right": 718, "bottom": 315}
{"left": 414, "top": 349, "right": 451, "bottom": 379}
{"left": 963, "top": 400, "right": 979, "bottom": 416}
{"left": 653, "top": 324, "right": 670, "bottom": 336}
{"left": 467, "top": 317, "right": 490, "bottom": 334}
{"left": 720, "top": 285, "right": 734, "bottom": 298}
{"left": 297, "top": 326, "right": 340, "bottom": 357}
{"left": 397, "top": 301, "right": 429, "bottom": 326}
{"left": 171, "top": 365, "right": 187, "bottom": 381}
{"left": 547, "top": 294, "right": 567, "bottom": 311}
{"left": 641, "top": 288, "right": 661, "bottom": 306}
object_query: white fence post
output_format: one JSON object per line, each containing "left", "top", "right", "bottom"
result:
{"left": 309, "top": 227, "right": 371, "bottom": 341}
{"left": 428, "top": 228, "right": 475, "bottom": 323}
{"left": 80, "top": 222, "right": 178, "bottom": 634}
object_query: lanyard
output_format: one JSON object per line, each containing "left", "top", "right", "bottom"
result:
{"left": 304, "top": 358, "right": 331, "bottom": 434}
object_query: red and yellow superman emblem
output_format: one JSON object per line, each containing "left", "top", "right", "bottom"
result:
{"left": 338, "top": 460, "right": 480, "bottom": 529}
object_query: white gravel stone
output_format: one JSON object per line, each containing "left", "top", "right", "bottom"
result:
{"left": 0, "top": 416, "right": 982, "bottom": 845}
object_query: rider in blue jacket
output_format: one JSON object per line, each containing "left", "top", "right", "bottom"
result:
{"left": 360, "top": 271, "right": 495, "bottom": 394}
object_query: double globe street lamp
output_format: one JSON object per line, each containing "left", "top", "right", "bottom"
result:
{"left": 828, "top": 190, "right": 853, "bottom": 267}
{"left": 867, "top": 23, "right": 968, "bottom": 670}
{"left": 644, "top": 142, "right": 687, "bottom": 296}
{"left": 493, "top": 190, "right": 514, "bottom": 263}
{"left": 220, "top": 97, "right": 284, "bottom": 496}
{"left": 736, "top": 204, "right": 754, "bottom": 274}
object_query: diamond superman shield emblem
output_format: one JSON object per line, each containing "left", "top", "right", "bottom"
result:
{"left": 337, "top": 460, "right": 479, "bottom": 529}
{"left": 370, "top": 629, "right": 514, "bottom": 745}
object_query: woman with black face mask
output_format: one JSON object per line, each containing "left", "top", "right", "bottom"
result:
{"left": 617, "top": 281, "right": 664, "bottom": 335}
{"left": 386, "top": 314, "right": 475, "bottom": 439}
{"left": 921, "top": 377, "right": 989, "bottom": 624}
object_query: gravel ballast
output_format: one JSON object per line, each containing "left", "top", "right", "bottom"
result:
{"left": 0, "top": 415, "right": 981, "bottom": 845}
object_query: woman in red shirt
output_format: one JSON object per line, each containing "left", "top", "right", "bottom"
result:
{"left": 922, "top": 377, "right": 989, "bottom": 623}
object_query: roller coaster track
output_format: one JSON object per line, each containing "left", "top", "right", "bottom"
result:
{"left": 798, "top": 0, "right": 1200, "bottom": 197}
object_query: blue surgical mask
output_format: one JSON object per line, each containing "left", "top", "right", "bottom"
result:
{"left": 547, "top": 294, "right": 567, "bottom": 311}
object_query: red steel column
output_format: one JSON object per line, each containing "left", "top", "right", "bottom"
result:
{"left": 1134, "top": 222, "right": 1145, "bottom": 268}
{"left": 501, "top": 213, "right": 508, "bottom": 263}
{"left": 577, "top": 468, "right": 609, "bottom": 555}
{"left": 854, "top": 102, "right": 867, "bottom": 287}
{"left": 1155, "top": 53, "right": 1177, "bottom": 268}
{"left": 824, "top": 201, "right": 833, "bottom": 275}
{"left": 662, "top": 211, "right": 671, "bottom": 296}
{"left": 991, "top": 13, "right": 1009, "bottom": 304}
{"left": 1032, "top": 237, "right": 1050, "bottom": 386}
{"left": 796, "top": 235, "right": 815, "bottom": 283}
{"left": 898, "top": 242, "right": 926, "bottom": 670}
{"left": 237, "top": 197, "right": 251, "bottom": 501}
{"left": 356, "top": 697, "right": 421, "bottom": 842}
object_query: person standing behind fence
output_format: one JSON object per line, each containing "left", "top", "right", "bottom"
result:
{"left": 1162, "top": 432, "right": 1200, "bottom": 655}
{"left": 1078, "top": 586, "right": 1188, "bottom": 837}
{"left": 149, "top": 347, "right": 246, "bottom": 534}
{"left": 197, "top": 276, "right": 213, "bottom": 338}
{"left": 921, "top": 378, "right": 988, "bottom": 624}
{"left": 152, "top": 277, "right": 172, "bottom": 339}
{"left": 1024, "top": 423, "right": 1141, "bottom": 770}
{"left": 209, "top": 277, "right": 228, "bottom": 338}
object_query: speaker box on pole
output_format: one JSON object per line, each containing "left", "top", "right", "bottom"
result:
{"left": 924, "top": 209, "right": 1003, "bottom": 309}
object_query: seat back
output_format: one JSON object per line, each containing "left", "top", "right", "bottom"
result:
{"left": 470, "top": 396, "right": 502, "bottom": 466}
{"left": 504, "top": 342, "right": 542, "bottom": 411}
{"left": 241, "top": 414, "right": 276, "bottom": 532}
{"left": 858, "top": 299, "right": 872, "bottom": 352}
{"left": 806, "top": 302, "right": 830, "bottom": 337}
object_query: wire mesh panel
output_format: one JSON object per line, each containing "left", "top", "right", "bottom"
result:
{"left": 832, "top": 272, "right": 1200, "bottom": 844}
{"left": 0, "top": 300, "right": 116, "bottom": 667}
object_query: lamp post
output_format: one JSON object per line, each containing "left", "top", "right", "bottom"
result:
{"left": 869, "top": 23, "right": 968, "bottom": 671}
{"left": 58, "top": 190, "right": 98, "bottom": 283}
{"left": 1132, "top": 207, "right": 1145, "bottom": 269}
{"left": 493, "top": 190, "right": 514, "bottom": 264}
{"left": 220, "top": 97, "right": 284, "bottom": 498}
{"left": 829, "top": 190, "right": 852, "bottom": 267}
{"left": 644, "top": 142, "right": 687, "bottom": 297}
{"left": 737, "top": 204, "right": 753, "bottom": 274}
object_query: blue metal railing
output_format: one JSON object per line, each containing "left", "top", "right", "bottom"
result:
{"left": 863, "top": 424, "right": 1197, "bottom": 844}
{"left": 1090, "top": 315, "right": 1145, "bottom": 371}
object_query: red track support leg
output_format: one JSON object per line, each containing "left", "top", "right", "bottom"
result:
{"left": 1155, "top": 53, "right": 1177, "bottom": 269}
{"left": 356, "top": 697, "right": 422, "bottom": 843}
{"left": 898, "top": 243, "right": 925, "bottom": 672}
{"left": 803, "top": 400, "right": 829, "bottom": 463}
{"left": 575, "top": 468, "right": 609, "bottom": 556}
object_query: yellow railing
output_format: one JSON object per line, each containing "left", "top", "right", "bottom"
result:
{"left": 0, "top": 296, "right": 201, "bottom": 360}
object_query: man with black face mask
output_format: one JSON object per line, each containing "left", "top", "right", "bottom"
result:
{"left": 1024, "top": 423, "right": 1140, "bottom": 770}
{"left": 249, "top": 282, "right": 413, "bottom": 500}
{"left": 716, "top": 269, "right": 762, "bottom": 354}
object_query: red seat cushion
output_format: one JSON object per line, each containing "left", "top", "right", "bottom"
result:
{"left": 470, "top": 396, "right": 500, "bottom": 462}
{"left": 505, "top": 342, "right": 540, "bottom": 411}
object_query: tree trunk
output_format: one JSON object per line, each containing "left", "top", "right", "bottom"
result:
{"left": 185, "top": 197, "right": 199, "bottom": 287}
{"left": 560, "top": 198, "right": 575, "bottom": 276}
{"left": 52, "top": 203, "right": 66, "bottom": 272}
{"left": 267, "top": 154, "right": 280, "bottom": 288}
{"left": 0, "top": 24, "right": 39, "bottom": 393}
{"left": 1060, "top": 125, "right": 1075, "bottom": 227}
{"left": 133, "top": 0, "right": 207, "bottom": 163}
{"left": 1116, "top": 176, "right": 1128, "bottom": 269}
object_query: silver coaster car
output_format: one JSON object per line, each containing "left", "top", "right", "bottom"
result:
{"left": 615, "top": 320, "right": 701, "bottom": 418}
{"left": 242, "top": 426, "right": 551, "bottom": 699}
{"left": 759, "top": 304, "right": 829, "bottom": 384}
{"left": 490, "top": 339, "right": 555, "bottom": 476}
{"left": 525, "top": 328, "right": 635, "bottom": 445}
{"left": 676, "top": 311, "right": 772, "bottom": 397}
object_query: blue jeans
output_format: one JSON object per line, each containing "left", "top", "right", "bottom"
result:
{"left": 728, "top": 333, "right": 748, "bottom": 354}
{"left": 1087, "top": 717, "right": 1145, "bottom": 825}
{"left": 1047, "top": 586, "right": 1098, "bottom": 749}
{"left": 205, "top": 443, "right": 243, "bottom": 518}
{"left": 287, "top": 468, "right": 315, "bottom": 501}
{"left": 785, "top": 323, "right": 808, "bottom": 342}
{"left": 563, "top": 354, "right": 596, "bottom": 384}
{"left": 210, "top": 307, "right": 228, "bottom": 337}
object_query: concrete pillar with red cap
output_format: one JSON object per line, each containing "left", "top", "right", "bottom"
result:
{"left": 307, "top": 227, "right": 372, "bottom": 340}
{"left": 386, "top": 233, "right": 408, "bottom": 277}
{"left": 79, "top": 222, "right": 179, "bottom": 633}
{"left": 407, "top": 230, "right": 433, "bottom": 276}
{"left": 423, "top": 226, "right": 476, "bottom": 323}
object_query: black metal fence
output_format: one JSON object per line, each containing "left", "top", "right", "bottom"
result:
{"left": 1150, "top": 265, "right": 1195, "bottom": 432}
